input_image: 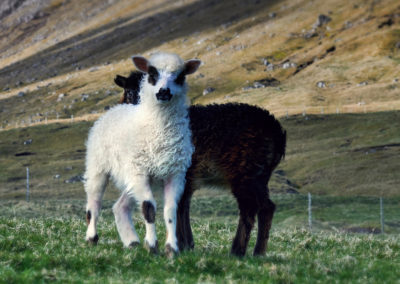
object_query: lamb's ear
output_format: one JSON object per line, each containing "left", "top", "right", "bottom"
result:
{"left": 132, "top": 55, "right": 149, "bottom": 73}
{"left": 114, "top": 75, "right": 127, "bottom": 88}
{"left": 183, "top": 59, "right": 202, "bottom": 75}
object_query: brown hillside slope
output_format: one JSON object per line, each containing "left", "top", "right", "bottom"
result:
{"left": 0, "top": 0, "right": 399, "bottom": 128}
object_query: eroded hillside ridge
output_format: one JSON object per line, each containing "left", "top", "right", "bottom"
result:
{"left": 0, "top": 0, "right": 399, "bottom": 129}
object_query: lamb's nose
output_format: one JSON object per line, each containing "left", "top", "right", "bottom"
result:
{"left": 156, "top": 88, "right": 172, "bottom": 101}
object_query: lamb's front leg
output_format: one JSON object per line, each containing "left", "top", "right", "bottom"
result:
{"left": 128, "top": 176, "right": 158, "bottom": 254}
{"left": 163, "top": 173, "right": 186, "bottom": 258}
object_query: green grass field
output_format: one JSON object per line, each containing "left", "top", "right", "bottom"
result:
{"left": 1, "top": 195, "right": 400, "bottom": 283}
{"left": 1, "top": 111, "right": 399, "bottom": 282}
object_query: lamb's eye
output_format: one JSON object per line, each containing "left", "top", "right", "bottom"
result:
{"left": 174, "top": 71, "right": 185, "bottom": 86}
{"left": 148, "top": 66, "right": 159, "bottom": 85}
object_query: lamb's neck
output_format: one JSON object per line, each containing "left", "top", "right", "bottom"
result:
{"left": 140, "top": 99, "right": 188, "bottom": 124}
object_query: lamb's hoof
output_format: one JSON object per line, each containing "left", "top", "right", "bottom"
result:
{"left": 230, "top": 247, "right": 246, "bottom": 257}
{"left": 128, "top": 241, "right": 140, "bottom": 248}
{"left": 144, "top": 240, "right": 159, "bottom": 255}
{"left": 165, "top": 244, "right": 178, "bottom": 259}
{"left": 87, "top": 234, "right": 99, "bottom": 245}
{"left": 253, "top": 247, "right": 267, "bottom": 257}
{"left": 178, "top": 240, "right": 195, "bottom": 251}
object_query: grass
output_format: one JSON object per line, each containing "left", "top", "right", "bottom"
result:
{"left": 0, "top": 196, "right": 399, "bottom": 283}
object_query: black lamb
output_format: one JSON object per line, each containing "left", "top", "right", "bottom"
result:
{"left": 114, "top": 72, "right": 286, "bottom": 256}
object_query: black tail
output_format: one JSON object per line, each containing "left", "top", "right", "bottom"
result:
{"left": 271, "top": 119, "right": 286, "bottom": 169}
{"left": 278, "top": 129, "right": 287, "bottom": 162}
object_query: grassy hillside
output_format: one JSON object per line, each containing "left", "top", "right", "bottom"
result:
{"left": 0, "top": 0, "right": 399, "bottom": 198}
{"left": 1, "top": 110, "right": 399, "bottom": 199}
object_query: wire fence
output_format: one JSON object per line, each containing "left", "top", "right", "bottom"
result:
{"left": 2, "top": 167, "right": 399, "bottom": 235}
{"left": 270, "top": 193, "right": 400, "bottom": 234}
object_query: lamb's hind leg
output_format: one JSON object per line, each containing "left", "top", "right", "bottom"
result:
{"left": 112, "top": 191, "right": 140, "bottom": 248}
{"left": 231, "top": 196, "right": 258, "bottom": 257}
{"left": 176, "top": 179, "right": 195, "bottom": 251}
{"left": 85, "top": 171, "right": 108, "bottom": 244}
{"left": 231, "top": 180, "right": 259, "bottom": 257}
{"left": 253, "top": 189, "right": 275, "bottom": 256}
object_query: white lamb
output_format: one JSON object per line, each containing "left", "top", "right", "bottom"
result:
{"left": 84, "top": 52, "right": 201, "bottom": 257}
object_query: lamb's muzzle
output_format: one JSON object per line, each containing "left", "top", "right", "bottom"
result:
{"left": 156, "top": 88, "right": 172, "bottom": 101}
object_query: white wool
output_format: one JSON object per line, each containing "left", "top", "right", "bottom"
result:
{"left": 148, "top": 52, "right": 184, "bottom": 73}
{"left": 85, "top": 52, "right": 193, "bottom": 192}
{"left": 85, "top": 102, "right": 193, "bottom": 189}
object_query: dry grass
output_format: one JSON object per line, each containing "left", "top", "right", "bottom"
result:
{"left": 1, "top": 0, "right": 400, "bottom": 129}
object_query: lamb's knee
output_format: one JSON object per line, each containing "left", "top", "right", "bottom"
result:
{"left": 142, "top": 201, "right": 156, "bottom": 223}
{"left": 112, "top": 201, "right": 126, "bottom": 218}
{"left": 112, "top": 202, "right": 120, "bottom": 215}
{"left": 164, "top": 204, "right": 177, "bottom": 221}
{"left": 112, "top": 194, "right": 132, "bottom": 215}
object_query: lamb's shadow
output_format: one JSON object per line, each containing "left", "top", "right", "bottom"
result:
{"left": 0, "top": 0, "right": 281, "bottom": 88}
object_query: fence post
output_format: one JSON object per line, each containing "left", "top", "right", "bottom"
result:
{"left": 71, "top": 115, "right": 74, "bottom": 123}
{"left": 380, "top": 197, "right": 384, "bottom": 234}
{"left": 26, "top": 167, "right": 30, "bottom": 202}
{"left": 308, "top": 192, "right": 312, "bottom": 231}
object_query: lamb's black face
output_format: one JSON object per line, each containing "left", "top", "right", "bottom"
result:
{"left": 114, "top": 72, "right": 144, "bottom": 105}
{"left": 125, "top": 88, "right": 140, "bottom": 104}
